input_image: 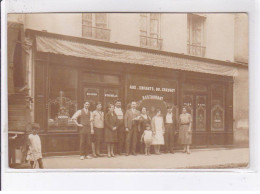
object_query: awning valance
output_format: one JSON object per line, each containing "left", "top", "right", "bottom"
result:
{"left": 36, "top": 35, "right": 238, "bottom": 77}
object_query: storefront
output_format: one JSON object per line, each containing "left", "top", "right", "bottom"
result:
{"left": 26, "top": 29, "right": 237, "bottom": 155}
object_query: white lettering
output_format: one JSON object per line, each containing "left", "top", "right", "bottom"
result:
{"left": 142, "top": 95, "right": 164, "bottom": 100}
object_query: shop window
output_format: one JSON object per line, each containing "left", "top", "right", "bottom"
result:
{"left": 196, "top": 95, "right": 207, "bottom": 131}
{"left": 140, "top": 13, "right": 162, "bottom": 50}
{"left": 82, "top": 13, "right": 110, "bottom": 41}
{"left": 104, "top": 88, "right": 119, "bottom": 111}
{"left": 211, "top": 84, "right": 225, "bottom": 131}
{"left": 48, "top": 66, "right": 77, "bottom": 131}
{"left": 82, "top": 72, "right": 120, "bottom": 85}
{"left": 187, "top": 14, "right": 206, "bottom": 57}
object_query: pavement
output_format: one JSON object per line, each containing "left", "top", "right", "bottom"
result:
{"left": 42, "top": 148, "right": 249, "bottom": 169}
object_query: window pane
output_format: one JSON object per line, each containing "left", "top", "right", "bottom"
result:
{"left": 82, "top": 26, "right": 92, "bottom": 37}
{"left": 48, "top": 66, "right": 77, "bottom": 131}
{"left": 191, "top": 15, "right": 202, "bottom": 45}
{"left": 196, "top": 96, "right": 207, "bottom": 131}
{"left": 83, "top": 20, "right": 92, "bottom": 26}
{"left": 150, "top": 13, "right": 159, "bottom": 20}
{"left": 82, "top": 13, "right": 92, "bottom": 21}
{"left": 104, "top": 88, "right": 119, "bottom": 111}
{"left": 211, "top": 85, "right": 225, "bottom": 131}
{"left": 150, "top": 19, "right": 159, "bottom": 34}
{"left": 140, "top": 36, "right": 147, "bottom": 47}
{"left": 140, "top": 15, "right": 147, "bottom": 32}
{"left": 95, "top": 13, "right": 107, "bottom": 24}
{"left": 83, "top": 87, "right": 100, "bottom": 111}
{"left": 183, "top": 95, "right": 193, "bottom": 115}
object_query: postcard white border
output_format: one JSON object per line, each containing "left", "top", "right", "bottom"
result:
{"left": 1, "top": 0, "right": 260, "bottom": 190}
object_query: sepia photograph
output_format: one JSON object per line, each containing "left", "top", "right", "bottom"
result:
{"left": 6, "top": 12, "right": 249, "bottom": 170}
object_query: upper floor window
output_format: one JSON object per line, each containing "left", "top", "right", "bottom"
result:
{"left": 140, "top": 13, "right": 162, "bottom": 50}
{"left": 82, "top": 13, "right": 110, "bottom": 41}
{"left": 187, "top": 14, "right": 206, "bottom": 57}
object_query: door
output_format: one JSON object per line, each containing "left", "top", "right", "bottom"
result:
{"left": 182, "top": 94, "right": 207, "bottom": 131}
{"left": 82, "top": 85, "right": 121, "bottom": 112}
{"left": 182, "top": 94, "right": 207, "bottom": 146}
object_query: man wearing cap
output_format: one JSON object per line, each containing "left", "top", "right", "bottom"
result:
{"left": 114, "top": 100, "right": 125, "bottom": 155}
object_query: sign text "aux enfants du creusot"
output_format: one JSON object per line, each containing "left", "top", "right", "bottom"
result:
{"left": 129, "top": 85, "right": 176, "bottom": 93}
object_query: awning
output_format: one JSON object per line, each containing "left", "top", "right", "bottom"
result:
{"left": 36, "top": 35, "right": 238, "bottom": 77}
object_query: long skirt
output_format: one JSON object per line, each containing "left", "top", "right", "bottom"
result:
{"left": 178, "top": 124, "right": 192, "bottom": 145}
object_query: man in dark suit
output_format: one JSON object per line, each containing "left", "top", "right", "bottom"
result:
{"left": 164, "top": 106, "right": 177, "bottom": 153}
{"left": 124, "top": 101, "right": 141, "bottom": 156}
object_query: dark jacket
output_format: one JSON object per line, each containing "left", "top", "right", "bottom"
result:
{"left": 105, "top": 111, "right": 118, "bottom": 130}
{"left": 124, "top": 109, "right": 141, "bottom": 130}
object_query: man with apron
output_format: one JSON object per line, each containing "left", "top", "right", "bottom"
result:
{"left": 72, "top": 101, "right": 94, "bottom": 160}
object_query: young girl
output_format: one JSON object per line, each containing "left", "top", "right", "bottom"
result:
{"left": 26, "top": 123, "right": 44, "bottom": 169}
{"left": 140, "top": 123, "right": 153, "bottom": 155}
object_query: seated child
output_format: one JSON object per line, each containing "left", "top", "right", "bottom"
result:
{"left": 26, "top": 123, "right": 44, "bottom": 169}
{"left": 140, "top": 123, "right": 153, "bottom": 155}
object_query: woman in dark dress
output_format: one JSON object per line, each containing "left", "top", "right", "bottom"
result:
{"left": 105, "top": 103, "right": 118, "bottom": 158}
{"left": 137, "top": 107, "right": 151, "bottom": 154}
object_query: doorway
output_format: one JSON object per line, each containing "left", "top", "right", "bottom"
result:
{"left": 182, "top": 93, "right": 208, "bottom": 146}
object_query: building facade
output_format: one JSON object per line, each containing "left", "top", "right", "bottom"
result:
{"left": 7, "top": 13, "right": 248, "bottom": 157}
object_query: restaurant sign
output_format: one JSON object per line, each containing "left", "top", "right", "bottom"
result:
{"left": 127, "top": 75, "right": 177, "bottom": 114}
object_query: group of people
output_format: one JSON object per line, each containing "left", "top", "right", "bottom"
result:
{"left": 72, "top": 100, "right": 193, "bottom": 160}
{"left": 22, "top": 99, "right": 193, "bottom": 169}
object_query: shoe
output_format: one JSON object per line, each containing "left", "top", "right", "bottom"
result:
{"left": 80, "top": 156, "right": 85, "bottom": 160}
{"left": 111, "top": 153, "right": 115, "bottom": 157}
{"left": 85, "top": 155, "right": 93, "bottom": 159}
{"left": 187, "top": 151, "right": 191, "bottom": 154}
{"left": 108, "top": 154, "right": 111, "bottom": 158}
{"left": 93, "top": 154, "right": 97, "bottom": 158}
{"left": 96, "top": 153, "right": 101, "bottom": 157}
{"left": 132, "top": 153, "right": 137, "bottom": 156}
{"left": 125, "top": 153, "right": 129, "bottom": 156}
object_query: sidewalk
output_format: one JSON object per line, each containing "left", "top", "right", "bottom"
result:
{"left": 41, "top": 148, "right": 249, "bottom": 169}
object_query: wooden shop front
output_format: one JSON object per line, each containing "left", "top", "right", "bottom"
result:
{"left": 27, "top": 29, "right": 235, "bottom": 155}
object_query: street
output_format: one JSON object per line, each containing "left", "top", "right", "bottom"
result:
{"left": 42, "top": 148, "right": 249, "bottom": 169}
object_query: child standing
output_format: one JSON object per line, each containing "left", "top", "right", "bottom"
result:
{"left": 26, "top": 123, "right": 44, "bottom": 169}
{"left": 140, "top": 124, "right": 153, "bottom": 155}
